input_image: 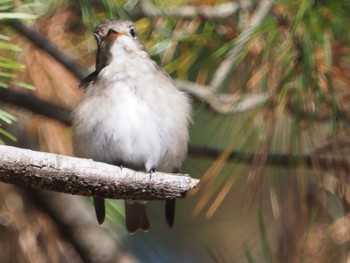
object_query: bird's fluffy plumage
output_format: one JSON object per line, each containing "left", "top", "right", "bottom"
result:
{"left": 72, "top": 19, "right": 191, "bottom": 232}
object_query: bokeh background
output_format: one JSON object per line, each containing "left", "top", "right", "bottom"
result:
{"left": 1, "top": 0, "right": 350, "bottom": 262}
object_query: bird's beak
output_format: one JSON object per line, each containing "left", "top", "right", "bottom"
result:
{"left": 103, "top": 31, "right": 123, "bottom": 42}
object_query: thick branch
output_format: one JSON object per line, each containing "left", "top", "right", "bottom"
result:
{"left": 0, "top": 145, "right": 199, "bottom": 200}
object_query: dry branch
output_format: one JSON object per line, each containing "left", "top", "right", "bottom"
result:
{"left": 6, "top": 20, "right": 88, "bottom": 79}
{"left": 0, "top": 87, "right": 71, "bottom": 125}
{"left": 0, "top": 145, "right": 199, "bottom": 200}
{"left": 209, "top": 0, "right": 274, "bottom": 90}
{"left": 175, "top": 80, "right": 270, "bottom": 114}
{"left": 139, "top": 0, "right": 240, "bottom": 20}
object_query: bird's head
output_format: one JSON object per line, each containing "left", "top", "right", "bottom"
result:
{"left": 94, "top": 19, "right": 145, "bottom": 70}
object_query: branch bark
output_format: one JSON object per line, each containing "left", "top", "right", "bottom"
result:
{"left": 0, "top": 145, "right": 199, "bottom": 200}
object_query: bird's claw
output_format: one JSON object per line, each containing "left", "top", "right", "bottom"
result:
{"left": 149, "top": 168, "right": 156, "bottom": 179}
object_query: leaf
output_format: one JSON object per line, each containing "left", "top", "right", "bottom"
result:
{"left": 14, "top": 81, "right": 35, "bottom": 90}
{"left": 0, "top": 12, "right": 37, "bottom": 20}
{"left": 0, "top": 109, "right": 17, "bottom": 124}
{"left": 0, "top": 41, "right": 21, "bottom": 51}
{"left": 0, "top": 128, "right": 17, "bottom": 142}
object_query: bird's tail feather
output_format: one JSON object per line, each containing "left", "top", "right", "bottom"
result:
{"left": 165, "top": 199, "right": 176, "bottom": 227}
{"left": 125, "top": 201, "right": 150, "bottom": 233}
{"left": 93, "top": 197, "right": 105, "bottom": 224}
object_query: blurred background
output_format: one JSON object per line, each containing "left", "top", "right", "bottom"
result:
{"left": 1, "top": 0, "right": 350, "bottom": 262}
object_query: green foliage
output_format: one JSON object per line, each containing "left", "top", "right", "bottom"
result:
{"left": 0, "top": 0, "right": 36, "bottom": 143}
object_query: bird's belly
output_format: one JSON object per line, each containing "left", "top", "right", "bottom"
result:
{"left": 80, "top": 90, "right": 167, "bottom": 171}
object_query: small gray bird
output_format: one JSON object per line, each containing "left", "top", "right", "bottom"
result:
{"left": 72, "top": 19, "right": 191, "bottom": 233}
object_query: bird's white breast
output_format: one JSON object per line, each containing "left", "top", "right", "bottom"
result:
{"left": 72, "top": 54, "right": 190, "bottom": 172}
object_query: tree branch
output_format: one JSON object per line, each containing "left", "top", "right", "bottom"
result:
{"left": 209, "top": 0, "right": 274, "bottom": 90}
{"left": 27, "top": 190, "right": 136, "bottom": 263}
{"left": 0, "top": 87, "right": 71, "bottom": 125}
{"left": 0, "top": 145, "right": 199, "bottom": 200}
{"left": 6, "top": 20, "right": 88, "bottom": 80}
{"left": 175, "top": 80, "right": 270, "bottom": 114}
{"left": 189, "top": 144, "right": 350, "bottom": 172}
{"left": 139, "top": 0, "right": 240, "bottom": 20}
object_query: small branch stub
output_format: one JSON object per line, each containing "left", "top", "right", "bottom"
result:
{"left": 0, "top": 145, "right": 199, "bottom": 200}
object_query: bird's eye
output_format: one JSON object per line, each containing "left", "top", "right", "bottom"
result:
{"left": 107, "top": 29, "right": 117, "bottom": 36}
{"left": 130, "top": 28, "right": 136, "bottom": 37}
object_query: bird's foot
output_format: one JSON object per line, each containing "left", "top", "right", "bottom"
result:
{"left": 148, "top": 168, "right": 156, "bottom": 179}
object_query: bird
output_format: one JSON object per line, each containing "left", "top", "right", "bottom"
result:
{"left": 71, "top": 19, "right": 191, "bottom": 233}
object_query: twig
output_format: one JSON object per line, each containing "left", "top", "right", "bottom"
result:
{"left": 139, "top": 0, "right": 240, "bottom": 20}
{"left": 175, "top": 80, "right": 270, "bottom": 114}
{"left": 6, "top": 20, "right": 88, "bottom": 79}
{"left": 330, "top": 213, "right": 350, "bottom": 245}
{"left": 209, "top": 0, "right": 274, "bottom": 90}
{"left": 189, "top": 144, "right": 350, "bottom": 172}
{"left": 0, "top": 145, "right": 199, "bottom": 200}
{"left": 0, "top": 88, "right": 71, "bottom": 125}
{"left": 238, "top": 0, "right": 254, "bottom": 29}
